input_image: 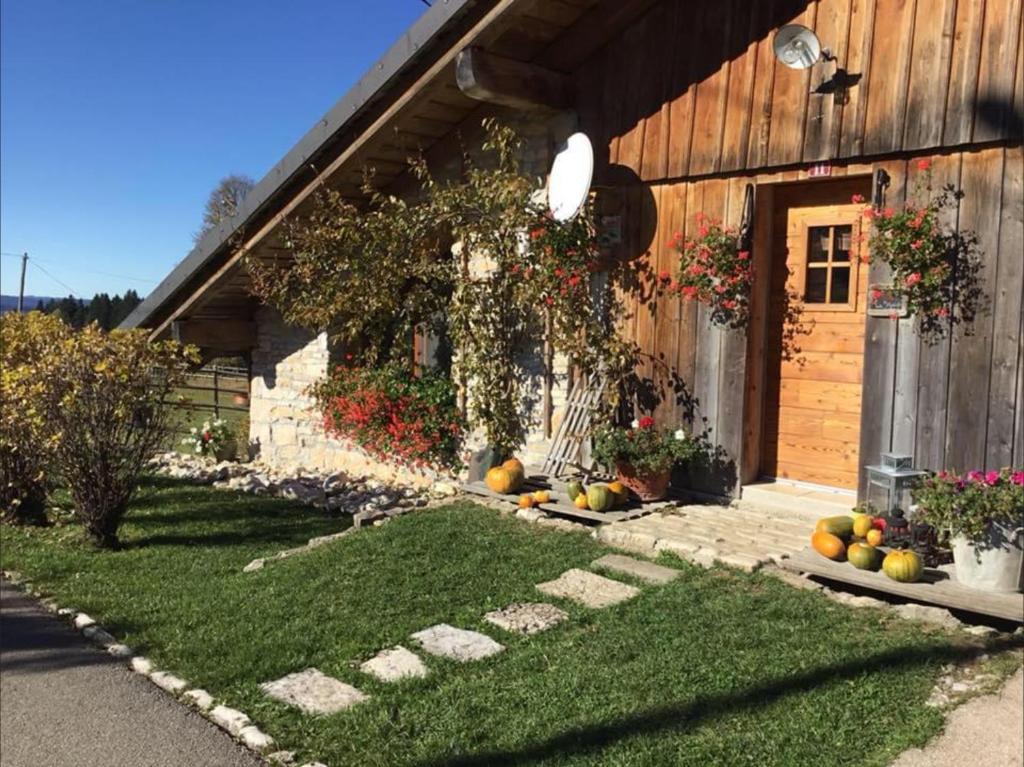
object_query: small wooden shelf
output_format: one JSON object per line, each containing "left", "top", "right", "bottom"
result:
{"left": 783, "top": 547, "right": 1024, "bottom": 623}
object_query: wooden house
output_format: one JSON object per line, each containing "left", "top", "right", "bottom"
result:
{"left": 125, "top": 0, "right": 1023, "bottom": 501}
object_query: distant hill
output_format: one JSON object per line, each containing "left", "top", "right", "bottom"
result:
{"left": 0, "top": 295, "right": 63, "bottom": 313}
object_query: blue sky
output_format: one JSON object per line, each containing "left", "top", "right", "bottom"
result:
{"left": 1, "top": 0, "right": 425, "bottom": 298}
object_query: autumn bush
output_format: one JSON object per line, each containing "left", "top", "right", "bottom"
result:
{"left": 0, "top": 312, "right": 69, "bottom": 524}
{"left": 1, "top": 312, "right": 196, "bottom": 547}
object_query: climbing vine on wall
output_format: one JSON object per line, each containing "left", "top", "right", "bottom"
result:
{"left": 248, "top": 120, "right": 638, "bottom": 458}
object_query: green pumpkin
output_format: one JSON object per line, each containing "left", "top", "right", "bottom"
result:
{"left": 586, "top": 484, "right": 615, "bottom": 512}
{"left": 814, "top": 515, "right": 855, "bottom": 540}
{"left": 566, "top": 481, "right": 585, "bottom": 501}
{"left": 847, "top": 542, "right": 880, "bottom": 571}
{"left": 883, "top": 549, "right": 924, "bottom": 583}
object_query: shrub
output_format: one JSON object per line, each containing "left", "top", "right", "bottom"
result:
{"left": 0, "top": 312, "right": 70, "bottom": 524}
{"left": 36, "top": 322, "right": 196, "bottom": 547}
{"left": 912, "top": 468, "right": 1024, "bottom": 544}
{"left": 311, "top": 362, "right": 464, "bottom": 472}
{"left": 591, "top": 418, "right": 702, "bottom": 475}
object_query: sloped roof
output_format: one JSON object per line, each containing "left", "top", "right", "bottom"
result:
{"left": 122, "top": 0, "right": 488, "bottom": 330}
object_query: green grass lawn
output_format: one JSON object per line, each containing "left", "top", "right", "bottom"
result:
{"left": 1, "top": 479, "right": 1013, "bottom": 766}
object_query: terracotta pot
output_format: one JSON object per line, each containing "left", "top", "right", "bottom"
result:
{"left": 615, "top": 462, "right": 671, "bottom": 502}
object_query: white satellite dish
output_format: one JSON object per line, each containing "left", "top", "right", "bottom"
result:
{"left": 547, "top": 132, "right": 593, "bottom": 221}
{"left": 773, "top": 24, "right": 823, "bottom": 70}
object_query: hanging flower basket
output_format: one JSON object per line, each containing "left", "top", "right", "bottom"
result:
{"left": 664, "top": 213, "right": 753, "bottom": 329}
{"left": 857, "top": 159, "right": 983, "bottom": 341}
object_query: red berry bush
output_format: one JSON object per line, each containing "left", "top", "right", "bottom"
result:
{"left": 311, "top": 363, "right": 464, "bottom": 472}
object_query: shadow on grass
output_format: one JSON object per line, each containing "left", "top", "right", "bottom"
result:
{"left": 414, "top": 636, "right": 1024, "bottom": 767}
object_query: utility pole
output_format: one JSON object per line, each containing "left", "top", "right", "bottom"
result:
{"left": 17, "top": 252, "right": 28, "bottom": 312}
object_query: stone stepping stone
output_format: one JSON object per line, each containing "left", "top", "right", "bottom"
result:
{"left": 592, "top": 554, "right": 681, "bottom": 585}
{"left": 536, "top": 568, "right": 641, "bottom": 608}
{"left": 410, "top": 624, "right": 504, "bottom": 662}
{"left": 260, "top": 668, "right": 367, "bottom": 715}
{"left": 359, "top": 645, "right": 428, "bottom": 682}
{"left": 484, "top": 602, "right": 569, "bottom": 635}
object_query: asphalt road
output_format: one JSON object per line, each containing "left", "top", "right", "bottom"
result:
{"left": 0, "top": 581, "right": 264, "bottom": 767}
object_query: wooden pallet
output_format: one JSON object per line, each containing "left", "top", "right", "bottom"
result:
{"left": 783, "top": 547, "right": 1024, "bottom": 623}
{"left": 461, "top": 473, "right": 670, "bottom": 524}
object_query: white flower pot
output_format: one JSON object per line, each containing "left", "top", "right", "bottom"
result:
{"left": 951, "top": 520, "right": 1024, "bottom": 593}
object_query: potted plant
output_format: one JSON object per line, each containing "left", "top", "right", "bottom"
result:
{"left": 591, "top": 417, "right": 700, "bottom": 501}
{"left": 913, "top": 468, "right": 1024, "bottom": 593}
{"left": 181, "top": 418, "right": 236, "bottom": 462}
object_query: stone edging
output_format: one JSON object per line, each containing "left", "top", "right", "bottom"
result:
{"left": 0, "top": 570, "right": 321, "bottom": 767}
{"left": 241, "top": 496, "right": 469, "bottom": 574}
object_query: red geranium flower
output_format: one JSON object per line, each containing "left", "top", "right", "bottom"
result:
{"left": 638, "top": 416, "right": 655, "bottom": 429}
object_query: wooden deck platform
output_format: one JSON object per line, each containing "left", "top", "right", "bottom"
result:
{"left": 461, "top": 473, "right": 673, "bottom": 524}
{"left": 782, "top": 547, "right": 1024, "bottom": 623}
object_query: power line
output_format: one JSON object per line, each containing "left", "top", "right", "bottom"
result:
{"left": 1, "top": 251, "right": 158, "bottom": 286}
{"left": 29, "top": 261, "right": 80, "bottom": 297}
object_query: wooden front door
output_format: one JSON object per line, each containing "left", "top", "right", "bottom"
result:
{"left": 761, "top": 183, "right": 870, "bottom": 490}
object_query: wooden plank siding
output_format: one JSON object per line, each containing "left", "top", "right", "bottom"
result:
{"left": 568, "top": 0, "right": 1022, "bottom": 497}
{"left": 578, "top": 0, "right": 1021, "bottom": 183}
{"left": 602, "top": 144, "right": 1020, "bottom": 496}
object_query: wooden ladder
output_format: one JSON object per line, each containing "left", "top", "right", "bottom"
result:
{"left": 541, "top": 374, "right": 606, "bottom": 479}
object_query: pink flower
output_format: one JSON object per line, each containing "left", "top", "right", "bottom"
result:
{"left": 910, "top": 240, "right": 923, "bottom": 251}
{"left": 1011, "top": 471, "right": 1024, "bottom": 486}
{"left": 916, "top": 158, "right": 932, "bottom": 171}
{"left": 905, "top": 272, "right": 922, "bottom": 287}
{"left": 851, "top": 194, "right": 865, "bottom": 204}
{"left": 738, "top": 250, "right": 750, "bottom": 260}
{"left": 984, "top": 470, "right": 1001, "bottom": 485}
{"left": 936, "top": 307, "right": 950, "bottom": 318}
{"left": 871, "top": 289, "right": 883, "bottom": 301}
{"left": 966, "top": 470, "right": 985, "bottom": 483}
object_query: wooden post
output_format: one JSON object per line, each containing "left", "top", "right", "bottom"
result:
{"left": 542, "top": 312, "right": 554, "bottom": 438}
{"left": 212, "top": 366, "right": 220, "bottom": 420}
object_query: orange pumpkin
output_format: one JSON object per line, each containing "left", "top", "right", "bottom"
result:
{"left": 607, "top": 480, "right": 628, "bottom": 506}
{"left": 502, "top": 458, "right": 525, "bottom": 490}
{"left": 518, "top": 493, "right": 536, "bottom": 509}
{"left": 485, "top": 467, "right": 516, "bottom": 494}
{"left": 865, "top": 529, "right": 883, "bottom": 547}
{"left": 811, "top": 531, "right": 847, "bottom": 561}
{"left": 573, "top": 492, "right": 589, "bottom": 510}
{"left": 532, "top": 490, "right": 551, "bottom": 504}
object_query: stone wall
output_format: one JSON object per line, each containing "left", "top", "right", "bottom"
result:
{"left": 249, "top": 307, "right": 436, "bottom": 487}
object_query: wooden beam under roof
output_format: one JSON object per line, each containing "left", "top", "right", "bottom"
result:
{"left": 172, "top": 319, "right": 255, "bottom": 352}
{"left": 456, "top": 47, "right": 572, "bottom": 111}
